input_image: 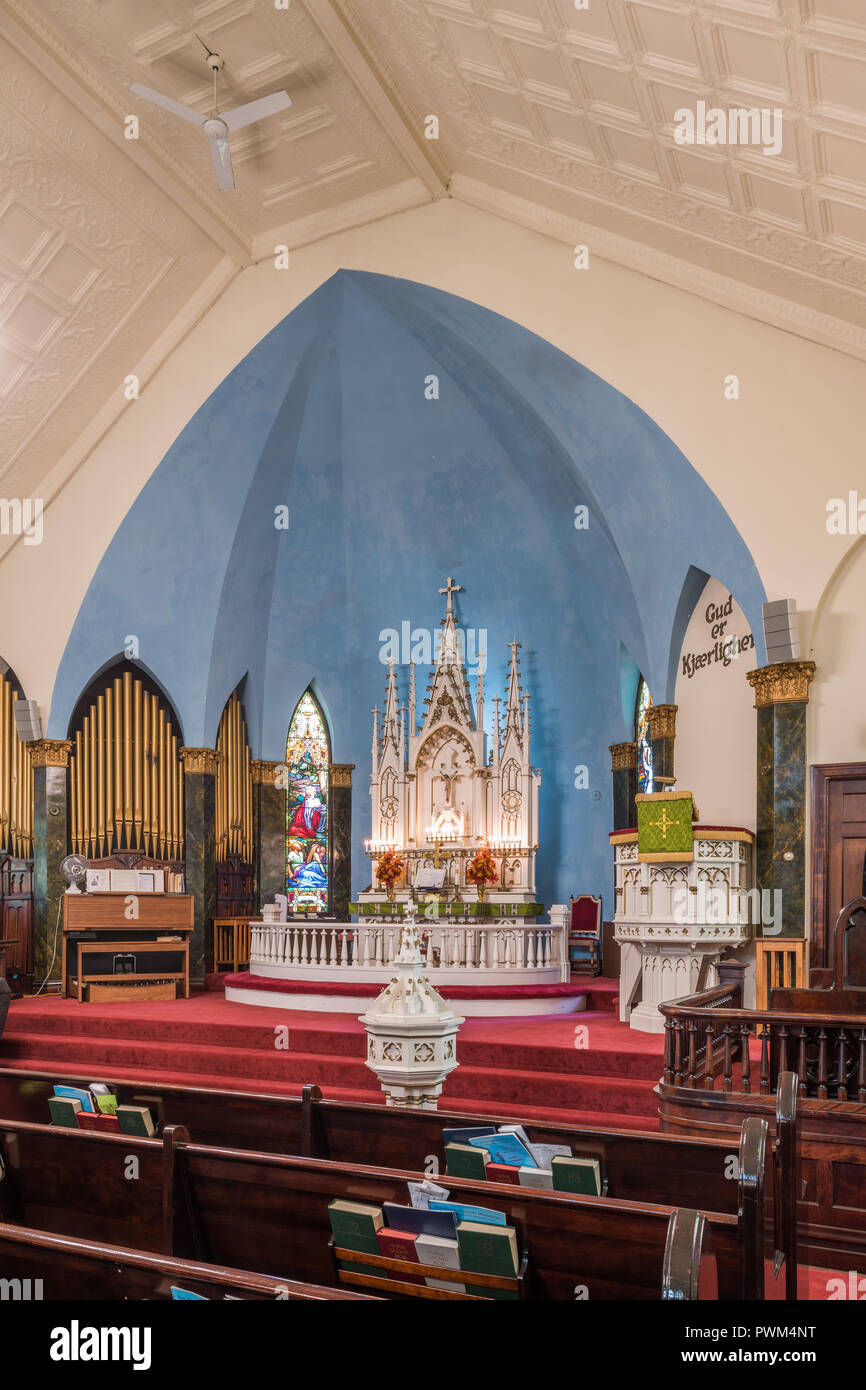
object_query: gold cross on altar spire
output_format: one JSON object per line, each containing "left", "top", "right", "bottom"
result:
{"left": 439, "top": 576, "right": 462, "bottom": 616}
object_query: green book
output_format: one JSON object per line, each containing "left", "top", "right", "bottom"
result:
{"left": 48, "top": 1096, "right": 82, "bottom": 1128}
{"left": 551, "top": 1155, "right": 602, "bottom": 1196}
{"left": 456, "top": 1220, "right": 520, "bottom": 1300}
{"left": 96, "top": 1094, "right": 119, "bottom": 1115}
{"left": 115, "top": 1105, "right": 155, "bottom": 1138}
{"left": 445, "top": 1142, "right": 488, "bottom": 1181}
{"left": 328, "top": 1200, "right": 384, "bottom": 1280}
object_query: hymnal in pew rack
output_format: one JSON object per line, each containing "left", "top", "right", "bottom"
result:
{"left": 62, "top": 893, "right": 194, "bottom": 1001}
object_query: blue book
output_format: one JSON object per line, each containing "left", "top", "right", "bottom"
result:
{"left": 468, "top": 1132, "right": 536, "bottom": 1168}
{"left": 430, "top": 1200, "right": 507, "bottom": 1228}
{"left": 53, "top": 1084, "right": 95, "bottom": 1114}
{"left": 441, "top": 1125, "right": 497, "bottom": 1146}
{"left": 382, "top": 1202, "right": 458, "bottom": 1239}
{"left": 171, "top": 1287, "right": 207, "bottom": 1300}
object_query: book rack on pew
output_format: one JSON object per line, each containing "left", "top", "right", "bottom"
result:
{"left": 329, "top": 1240, "right": 529, "bottom": 1300}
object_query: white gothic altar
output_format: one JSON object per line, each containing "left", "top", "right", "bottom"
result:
{"left": 227, "top": 579, "right": 577, "bottom": 1016}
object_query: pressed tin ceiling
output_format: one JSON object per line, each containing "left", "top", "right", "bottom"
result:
{"left": 0, "top": 0, "right": 865, "bottom": 514}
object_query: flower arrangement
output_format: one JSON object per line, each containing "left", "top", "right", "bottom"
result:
{"left": 375, "top": 848, "right": 405, "bottom": 902}
{"left": 466, "top": 845, "right": 499, "bottom": 902}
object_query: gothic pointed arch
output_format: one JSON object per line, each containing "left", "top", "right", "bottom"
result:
{"left": 285, "top": 688, "right": 331, "bottom": 911}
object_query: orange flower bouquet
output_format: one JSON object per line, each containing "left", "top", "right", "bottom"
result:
{"left": 375, "top": 848, "right": 405, "bottom": 903}
{"left": 466, "top": 845, "right": 499, "bottom": 903}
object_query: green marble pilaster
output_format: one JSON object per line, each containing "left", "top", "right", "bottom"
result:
{"left": 180, "top": 748, "right": 217, "bottom": 976}
{"left": 330, "top": 764, "right": 354, "bottom": 920}
{"left": 747, "top": 663, "right": 816, "bottom": 939}
{"left": 30, "top": 740, "right": 72, "bottom": 986}
{"left": 252, "top": 760, "right": 285, "bottom": 909}
{"left": 609, "top": 743, "right": 637, "bottom": 831}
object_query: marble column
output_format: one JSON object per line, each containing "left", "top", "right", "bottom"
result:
{"left": 180, "top": 747, "right": 218, "bottom": 976}
{"left": 647, "top": 704, "right": 677, "bottom": 789}
{"left": 746, "top": 661, "right": 816, "bottom": 938}
{"left": 252, "top": 759, "right": 286, "bottom": 909}
{"left": 30, "top": 739, "right": 72, "bottom": 987}
{"left": 330, "top": 764, "right": 355, "bottom": 920}
{"left": 609, "top": 742, "right": 637, "bottom": 832}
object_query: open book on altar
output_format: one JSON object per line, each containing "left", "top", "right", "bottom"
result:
{"left": 635, "top": 790, "right": 699, "bottom": 863}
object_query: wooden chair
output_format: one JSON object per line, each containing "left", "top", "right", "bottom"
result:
{"left": 568, "top": 894, "right": 602, "bottom": 975}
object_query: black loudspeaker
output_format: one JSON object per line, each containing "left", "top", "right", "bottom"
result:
{"left": 762, "top": 599, "right": 799, "bottom": 665}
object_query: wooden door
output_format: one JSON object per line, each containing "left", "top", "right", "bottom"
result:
{"left": 811, "top": 764, "right": 866, "bottom": 976}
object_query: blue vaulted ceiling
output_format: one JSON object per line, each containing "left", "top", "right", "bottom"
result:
{"left": 50, "top": 270, "right": 765, "bottom": 911}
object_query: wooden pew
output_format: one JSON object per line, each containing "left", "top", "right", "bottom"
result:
{"left": 0, "top": 1116, "right": 755, "bottom": 1299}
{"left": 0, "top": 1220, "right": 375, "bottom": 1301}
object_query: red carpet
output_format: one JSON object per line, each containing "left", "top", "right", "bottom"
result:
{"left": 1, "top": 980, "right": 661, "bottom": 1129}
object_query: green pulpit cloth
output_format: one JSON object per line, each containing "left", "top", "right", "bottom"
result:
{"left": 636, "top": 791, "right": 698, "bottom": 862}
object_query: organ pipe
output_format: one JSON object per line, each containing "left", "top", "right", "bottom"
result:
{"left": 215, "top": 690, "right": 253, "bottom": 863}
{"left": 69, "top": 671, "right": 183, "bottom": 860}
{"left": 0, "top": 673, "right": 33, "bottom": 859}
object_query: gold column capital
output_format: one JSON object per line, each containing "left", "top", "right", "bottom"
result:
{"left": 251, "top": 758, "right": 284, "bottom": 786}
{"left": 330, "top": 763, "right": 355, "bottom": 787}
{"left": 29, "top": 738, "right": 73, "bottom": 768}
{"left": 746, "top": 661, "right": 816, "bottom": 708}
{"left": 647, "top": 704, "right": 677, "bottom": 740}
{"left": 610, "top": 741, "right": 637, "bottom": 771}
{"left": 179, "top": 746, "right": 219, "bottom": 776}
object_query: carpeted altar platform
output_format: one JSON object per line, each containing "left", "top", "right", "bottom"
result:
{"left": 1, "top": 979, "right": 663, "bottom": 1129}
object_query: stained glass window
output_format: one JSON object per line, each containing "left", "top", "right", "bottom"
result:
{"left": 635, "top": 677, "right": 654, "bottom": 796}
{"left": 286, "top": 690, "right": 330, "bottom": 913}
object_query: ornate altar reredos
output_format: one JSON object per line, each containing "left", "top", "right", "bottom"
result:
{"left": 356, "top": 577, "right": 542, "bottom": 917}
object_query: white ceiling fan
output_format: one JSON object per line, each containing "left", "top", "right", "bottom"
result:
{"left": 130, "top": 47, "right": 291, "bottom": 192}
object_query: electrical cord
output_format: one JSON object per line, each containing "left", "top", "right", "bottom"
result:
{"left": 33, "top": 894, "right": 63, "bottom": 996}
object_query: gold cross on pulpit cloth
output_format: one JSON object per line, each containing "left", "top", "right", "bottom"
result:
{"left": 636, "top": 791, "right": 697, "bottom": 862}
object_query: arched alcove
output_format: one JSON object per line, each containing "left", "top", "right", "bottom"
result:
{"left": 49, "top": 270, "right": 766, "bottom": 910}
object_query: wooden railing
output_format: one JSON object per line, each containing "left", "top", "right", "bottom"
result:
{"left": 661, "top": 982, "right": 866, "bottom": 1102}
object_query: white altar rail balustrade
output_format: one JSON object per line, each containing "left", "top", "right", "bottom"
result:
{"left": 249, "top": 920, "right": 567, "bottom": 986}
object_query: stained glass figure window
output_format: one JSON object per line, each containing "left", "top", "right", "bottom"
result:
{"left": 635, "top": 677, "right": 654, "bottom": 796}
{"left": 286, "top": 690, "right": 330, "bottom": 913}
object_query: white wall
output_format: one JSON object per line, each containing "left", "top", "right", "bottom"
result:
{"left": 2, "top": 196, "right": 865, "bottom": 808}
{"left": 674, "top": 578, "right": 757, "bottom": 829}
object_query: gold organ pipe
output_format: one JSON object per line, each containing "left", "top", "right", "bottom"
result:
{"left": 81, "top": 712, "right": 91, "bottom": 858}
{"left": 142, "top": 693, "right": 151, "bottom": 857}
{"left": 113, "top": 677, "right": 123, "bottom": 846}
{"left": 158, "top": 706, "right": 166, "bottom": 861}
{"left": 133, "top": 677, "right": 143, "bottom": 851}
{"left": 105, "top": 688, "right": 114, "bottom": 857}
{"left": 230, "top": 695, "right": 238, "bottom": 855}
{"left": 0, "top": 679, "right": 9, "bottom": 855}
{"left": 122, "top": 670, "right": 132, "bottom": 847}
{"left": 170, "top": 731, "right": 178, "bottom": 860}
{"left": 96, "top": 694, "right": 105, "bottom": 856}
{"left": 150, "top": 695, "right": 159, "bottom": 857}
{"left": 75, "top": 730, "right": 83, "bottom": 856}
{"left": 177, "top": 748, "right": 184, "bottom": 861}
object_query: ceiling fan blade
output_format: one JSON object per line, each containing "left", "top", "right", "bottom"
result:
{"left": 208, "top": 134, "right": 235, "bottom": 191}
{"left": 129, "top": 82, "right": 208, "bottom": 128}
{"left": 221, "top": 90, "right": 291, "bottom": 132}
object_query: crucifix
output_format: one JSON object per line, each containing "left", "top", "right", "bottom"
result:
{"left": 439, "top": 576, "right": 462, "bottom": 616}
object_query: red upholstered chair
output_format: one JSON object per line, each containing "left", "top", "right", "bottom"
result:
{"left": 568, "top": 895, "right": 602, "bottom": 976}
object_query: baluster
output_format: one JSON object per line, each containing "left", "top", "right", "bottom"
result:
{"left": 797, "top": 1026, "right": 808, "bottom": 1097}
{"left": 663, "top": 1021, "right": 674, "bottom": 1087}
{"left": 722, "top": 1025, "right": 732, "bottom": 1092}
{"left": 687, "top": 1020, "right": 698, "bottom": 1088}
{"left": 817, "top": 1028, "right": 829, "bottom": 1100}
{"left": 527, "top": 930, "right": 536, "bottom": 969}
{"left": 703, "top": 1021, "right": 715, "bottom": 1089}
{"left": 328, "top": 928, "right": 337, "bottom": 967}
{"left": 858, "top": 1029, "right": 866, "bottom": 1104}
{"left": 478, "top": 928, "right": 487, "bottom": 970}
{"left": 759, "top": 1023, "right": 771, "bottom": 1095}
{"left": 837, "top": 1028, "right": 848, "bottom": 1102}
{"left": 673, "top": 1019, "right": 684, "bottom": 1085}
{"left": 544, "top": 929, "right": 551, "bottom": 968}
{"left": 778, "top": 1024, "right": 789, "bottom": 1075}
